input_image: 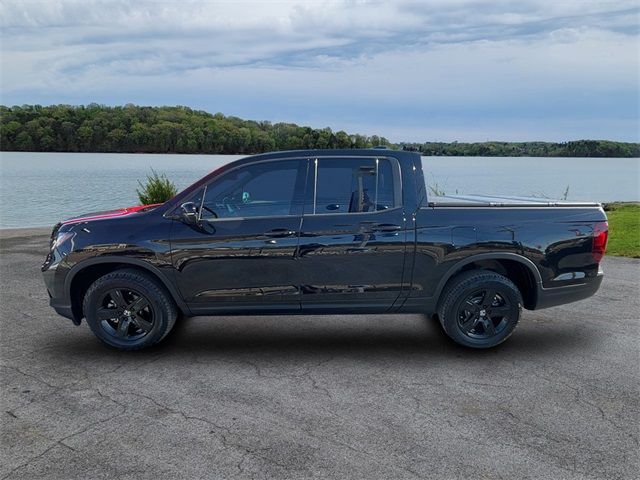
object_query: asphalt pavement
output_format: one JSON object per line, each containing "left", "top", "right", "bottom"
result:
{"left": 1, "top": 228, "right": 638, "bottom": 479}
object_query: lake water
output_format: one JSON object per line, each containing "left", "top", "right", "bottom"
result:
{"left": 1, "top": 152, "right": 638, "bottom": 229}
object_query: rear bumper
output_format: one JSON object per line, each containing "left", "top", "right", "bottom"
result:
{"left": 534, "top": 271, "right": 603, "bottom": 310}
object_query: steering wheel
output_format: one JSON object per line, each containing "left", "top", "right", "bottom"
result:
{"left": 201, "top": 205, "right": 218, "bottom": 218}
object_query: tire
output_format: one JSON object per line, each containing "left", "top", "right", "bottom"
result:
{"left": 82, "top": 269, "right": 178, "bottom": 351}
{"left": 437, "top": 270, "right": 523, "bottom": 349}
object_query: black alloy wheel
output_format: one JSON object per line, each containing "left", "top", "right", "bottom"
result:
{"left": 96, "top": 288, "right": 155, "bottom": 341}
{"left": 456, "top": 288, "right": 513, "bottom": 339}
{"left": 437, "top": 270, "right": 523, "bottom": 348}
{"left": 83, "top": 269, "right": 178, "bottom": 350}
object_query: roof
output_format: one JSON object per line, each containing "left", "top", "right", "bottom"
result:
{"left": 246, "top": 148, "right": 421, "bottom": 162}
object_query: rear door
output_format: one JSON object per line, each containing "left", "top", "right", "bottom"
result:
{"left": 298, "top": 156, "right": 408, "bottom": 312}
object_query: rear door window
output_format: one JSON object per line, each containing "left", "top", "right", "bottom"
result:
{"left": 313, "top": 158, "right": 399, "bottom": 214}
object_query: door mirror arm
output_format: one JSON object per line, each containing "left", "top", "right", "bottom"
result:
{"left": 179, "top": 202, "right": 200, "bottom": 225}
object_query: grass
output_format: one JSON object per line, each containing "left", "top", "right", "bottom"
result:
{"left": 604, "top": 203, "right": 640, "bottom": 258}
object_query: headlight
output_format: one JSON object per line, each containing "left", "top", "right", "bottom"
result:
{"left": 52, "top": 231, "right": 75, "bottom": 251}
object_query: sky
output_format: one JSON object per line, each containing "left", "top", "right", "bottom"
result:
{"left": 1, "top": 0, "right": 639, "bottom": 142}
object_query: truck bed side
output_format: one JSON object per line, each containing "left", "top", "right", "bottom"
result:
{"left": 400, "top": 204, "right": 607, "bottom": 313}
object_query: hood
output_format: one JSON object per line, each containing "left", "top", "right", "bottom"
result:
{"left": 61, "top": 204, "right": 161, "bottom": 226}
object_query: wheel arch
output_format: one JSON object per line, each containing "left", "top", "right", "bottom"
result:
{"left": 434, "top": 253, "right": 542, "bottom": 310}
{"left": 65, "top": 257, "right": 190, "bottom": 322}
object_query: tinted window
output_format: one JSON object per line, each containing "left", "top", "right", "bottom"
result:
{"left": 199, "top": 160, "right": 305, "bottom": 219}
{"left": 314, "top": 158, "right": 396, "bottom": 214}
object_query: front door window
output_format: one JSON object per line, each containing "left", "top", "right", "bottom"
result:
{"left": 198, "top": 159, "right": 305, "bottom": 220}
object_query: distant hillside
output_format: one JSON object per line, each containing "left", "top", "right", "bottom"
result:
{"left": 1, "top": 104, "right": 638, "bottom": 157}
{"left": 398, "top": 140, "right": 640, "bottom": 157}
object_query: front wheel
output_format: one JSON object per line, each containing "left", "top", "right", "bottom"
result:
{"left": 437, "top": 270, "right": 523, "bottom": 349}
{"left": 83, "top": 269, "right": 178, "bottom": 350}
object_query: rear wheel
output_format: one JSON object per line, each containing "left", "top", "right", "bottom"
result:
{"left": 83, "top": 269, "right": 177, "bottom": 350}
{"left": 437, "top": 270, "right": 522, "bottom": 348}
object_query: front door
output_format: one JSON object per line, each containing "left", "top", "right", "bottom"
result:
{"left": 169, "top": 158, "right": 308, "bottom": 313}
{"left": 298, "top": 156, "right": 407, "bottom": 312}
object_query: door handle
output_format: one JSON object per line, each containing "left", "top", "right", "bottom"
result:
{"left": 263, "top": 228, "right": 297, "bottom": 238}
{"left": 372, "top": 223, "right": 402, "bottom": 232}
{"left": 347, "top": 247, "right": 372, "bottom": 253}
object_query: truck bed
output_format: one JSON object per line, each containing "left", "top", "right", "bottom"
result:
{"left": 427, "top": 194, "right": 601, "bottom": 208}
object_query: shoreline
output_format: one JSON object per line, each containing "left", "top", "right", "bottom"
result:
{"left": 0, "top": 227, "right": 51, "bottom": 239}
{"left": 2, "top": 150, "right": 640, "bottom": 159}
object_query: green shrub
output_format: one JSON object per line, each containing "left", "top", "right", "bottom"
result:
{"left": 136, "top": 169, "right": 177, "bottom": 205}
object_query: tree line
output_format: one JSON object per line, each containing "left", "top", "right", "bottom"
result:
{"left": 400, "top": 140, "right": 640, "bottom": 158}
{"left": 1, "top": 104, "right": 638, "bottom": 157}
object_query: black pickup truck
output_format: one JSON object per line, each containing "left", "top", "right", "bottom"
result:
{"left": 42, "top": 149, "right": 608, "bottom": 350}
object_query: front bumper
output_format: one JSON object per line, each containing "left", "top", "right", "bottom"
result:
{"left": 534, "top": 271, "right": 604, "bottom": 310}
{"left": 49, "top": 298, "right": 79, "bottom": 324}
{"left": 43, "top": 254, "right": 80, "bottom": 325}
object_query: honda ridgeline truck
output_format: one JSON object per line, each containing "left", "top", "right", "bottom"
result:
{"left": 42, "top": 149, "right": 608, "bottom": 350}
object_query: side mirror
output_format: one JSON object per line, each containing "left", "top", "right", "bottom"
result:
{"left": 180, "top": 202, "right": 199, "bottom": 224}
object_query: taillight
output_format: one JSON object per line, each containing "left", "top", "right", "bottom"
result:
{"left": 592, "top": 221, "right": 608, "bottom": 263}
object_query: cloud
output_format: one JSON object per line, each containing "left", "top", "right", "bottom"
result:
{"left": 1, "top": 0, "right": 638, "bottom": 141}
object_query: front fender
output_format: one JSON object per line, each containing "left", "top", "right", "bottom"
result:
{"left": 64, "top": 256, "right": 191, "bottom": 317}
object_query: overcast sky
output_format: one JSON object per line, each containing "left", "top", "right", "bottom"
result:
{"left": 1, "top": 0, "right": 638, "bottom": 142}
